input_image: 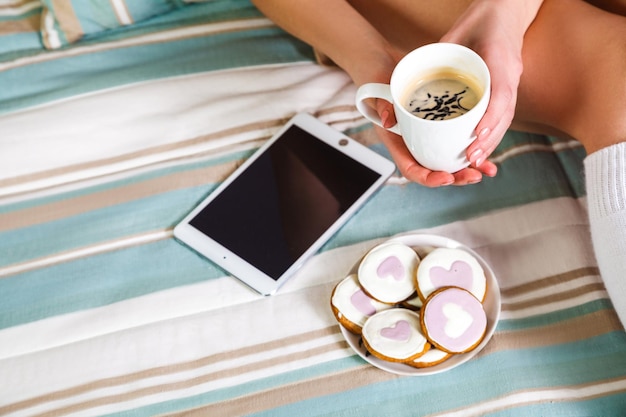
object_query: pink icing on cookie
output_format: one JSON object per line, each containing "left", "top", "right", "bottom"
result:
{"left": 350, "top": 289, "right": 377, "bottom": 316}
{"left": 376, "top": 255, "right": 405, "bottom": 281}
{"left": 430, "top": 260, "right": 473, "bottom": 291}
{"left": 416, "top": 248, "right": 487, "bottom": 302}
{"left": 380, "top": 320, "right": 410, "bottom": 342}
{"left": 422, "top": 287, "right": 486, "bottom": 353}
{"left": 358, "top": 242, "right": 419, "bottom": 303}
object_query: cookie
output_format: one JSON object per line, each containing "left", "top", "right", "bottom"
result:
{"left": 420, "top": 287, "right": 487, "bottom": 354}
{"left": 407, "top": 347, "right": 452, "bottom": 368}
{"left": 358, "top": 242, "right": 420, "bottom": 304}
{"left": 416, "top": 248, "right": 487, "bottom": 302}
{"left": 400, "top": 292, "right": 423, "bottom": 311}
{"left": 331, "top": 274, "right": 391, "bottom": 334}
{"left": 362, "top": 308, "right": 430, "bottom": 362}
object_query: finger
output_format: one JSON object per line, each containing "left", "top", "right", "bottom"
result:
{"left": 452, "top": 167, "right": 483, "bottom": 186}
{"left": 467, "top": 113, "right": 510, "bottom": 168}
{"left": 374, "top": 125, "right": 456, "bottom": 187}
{"left": 375, "top": 99, "right": 396, "bottom": 128}
{"left": 475, "top": 159, "right": 498, "bottom": 177}
{"left": 469, "top": 51, "right": 521, "bottom": 167}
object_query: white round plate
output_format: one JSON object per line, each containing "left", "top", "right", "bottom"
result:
{"left": 338, "top": 233, "right": 501, "bottom": 376}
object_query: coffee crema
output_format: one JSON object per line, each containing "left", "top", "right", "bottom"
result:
{"left": 402, "top": 69, "right": 482, "bottom": 121}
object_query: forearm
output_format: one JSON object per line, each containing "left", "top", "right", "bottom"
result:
{"left": 444, "top": 0, "right": 544, "bottom": 48}
{"left": 251, "top": 0, "right": 399, "bottom": 85}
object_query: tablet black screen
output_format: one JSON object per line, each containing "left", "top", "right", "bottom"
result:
{"left": 189, "top": 125, "right": 382, "bottom": 280}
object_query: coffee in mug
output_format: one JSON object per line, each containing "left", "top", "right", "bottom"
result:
{"left": 355, "top": 43, "right": 491, "bottom": 173}
{"left": 402, "top": 69, "right": 483, "bottom": 121}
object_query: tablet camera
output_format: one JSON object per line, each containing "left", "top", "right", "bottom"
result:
{"left": 338, "top": 138, "right": 349, "bottom": 146}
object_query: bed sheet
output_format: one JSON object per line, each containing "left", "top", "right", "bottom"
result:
{"left": 1, "top": 1, "right": 625, "bottom": 416}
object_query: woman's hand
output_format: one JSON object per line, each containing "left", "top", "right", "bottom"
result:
{"left": 440, "top": 0, "right": 543, "bottom": 170}
{"left": 374, "top": 98, "right": 496, "bottom": 187}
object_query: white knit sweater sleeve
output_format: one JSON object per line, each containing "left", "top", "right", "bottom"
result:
{"left": 584, "top": 142, "right": 626, "bottom": 330}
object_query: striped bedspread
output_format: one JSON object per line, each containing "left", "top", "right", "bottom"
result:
{"left": 1, "top": 1, "right": 625, "bottom": 416}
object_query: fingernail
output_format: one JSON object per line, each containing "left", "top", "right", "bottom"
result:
{"left": 478, "top": 127, "right": 490, "bottom": 138}
{"left": 475, "top": 156, "right": 485, "bottom": 167}
{"left": 469, "top": 149, "right": 483, "bottom": 164}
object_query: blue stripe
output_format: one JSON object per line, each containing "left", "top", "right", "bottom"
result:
{"left": 251, "top": 334, "right": 626, "bottom": 417}
{"left": 1, "top": 28, "right": 314, "bottom": 113}
{"left": 0, "top": 132, "right": 583, "bottom": 267}
{"left": 0, "top": 33, "right": 42, "bottom": 56}
{"left": 123, "top": 0, "right": 179, "bottom": 26}
{"left": 497, "top": 299, "right": 615, "bottom": 331}
{"left": 101, "top": 356, "right": 365, "bottom": 417}
{"left": 0, "top": 132, "right": 589, "bottom": 328}
{"left": 69, "top": 0, "right": 113, "bottom": 34}
{"left": 0, "top": 1, "right": 316, "bottom": 114}
{"left": 105, "top": 333, "right": 626, "bottom": 417}
{"left": 487, "top": 393, "right": 626, "bottom": 416}
{"left": 0, "top": 238, "right": 225, "bottom": 329}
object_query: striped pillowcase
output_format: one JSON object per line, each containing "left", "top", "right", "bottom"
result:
{"left": 40, "top": 0, "right": 202, "bottom": 49}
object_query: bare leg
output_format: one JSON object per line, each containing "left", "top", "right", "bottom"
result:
{"left": 585, "top": 0, "right": 626, "bottom": 15}
{"left": 517, "top": 0, "right": 626, "bottom": 154}
{"left": 349, "top": 0, "right": 626, "bottom": 154}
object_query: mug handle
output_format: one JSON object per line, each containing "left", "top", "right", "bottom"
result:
{"left": 355, "top": 83, "right": 401, "bottom": 135}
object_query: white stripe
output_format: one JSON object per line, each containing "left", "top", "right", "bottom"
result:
{"left": 0, "top": 198, "right": 605, "bottom": 414}
{"left": 0, "top": 282, "right": 342, "bottom": 405}
{"left": 42, "top": 9, "right": 61, "bottom": 49}
{"left": 500, "top": 289, "right": 610, "bottom": 320}
{"left": 0, "top": 63, "right": 353, "bottom": 201}
{"left": 432, "top": 378, "right": 626, "bottom": 417}
{"left": 0, "top": 0, "right": 39, "bottom": 15}
{"left": 110, "top": 0, "right": 132, "bottom": 25}
{"left": 0, "top": 17, "right": 276, "bottom": 71}
{"left": 8, "top": 333, "right": 352, "bottom": 417}
{"left": 0, "top": 229, "right": 173, "bottom": 278}
{"left": 490, "top": 139, "right": 583, "bottom": 164}
{"left": 0, "top": 197, "right": 595, "bottom": 360}
{"left": 502, "top": 274, "right": 603, "bottom": 304}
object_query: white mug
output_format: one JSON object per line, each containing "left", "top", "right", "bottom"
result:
{"left": 356, "top": 43, "right": 491, "bottom": 173}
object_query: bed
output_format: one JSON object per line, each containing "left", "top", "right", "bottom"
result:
{"left": 1, "top": 1, "right": 625, "bottom": 416}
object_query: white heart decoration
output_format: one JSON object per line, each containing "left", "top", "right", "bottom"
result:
{"left": 442, "top": 302, "right": 474, "bottom": 338}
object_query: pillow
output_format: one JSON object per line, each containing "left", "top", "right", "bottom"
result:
{"left": 40, "top": 0, "right": 192, "bottom": 49}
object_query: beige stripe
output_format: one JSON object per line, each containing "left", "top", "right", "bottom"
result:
{"left": 4, "top": 308, "right": 622, "bottom": 417}
{"left": 0, "top": 0, "right": 39, "bottom": 15}
{"left": 0, "top": 0, "right": 32, "bottom": 8}
{"left": 497, "top": 267, "right": 604, "bottom": 317}
{"left": 479, "top": 308, "right": 623, "bottom": 358}
{"left": 0, "top": 11, "right": 39, "bottom": 34}
{"left": 0, "top": 17, "right": 277, "bottom": 71}
{"left": 501, "top": 266, "right": 601, "bottom": 298}
{"left": 172, "top": 310, "right": 624, "bottom": 417}
{"left": 502, "top": 282, "right": 607, "bottom": 312}
{"left": 171, "top": 366, "right": 395, "bottom": 417}
{"left": 0, "top": 326, "right": 341, "bottom": 415}
{"left": 0, "top": 158, "right": 238, "bottom": 233}
{"left": 0, "top": 119, "right": 279, "bottom": 201}
{"left": 49, "top": 0, "right": 83, "bottom": 43}
{"left": 0, "top": 109, "right": 358, "bottom": 212}
{"left": 432, "top": 376, "right": 626, "bottom": 417}
{"left": 31, "top": 341, "right": 350, "bottom": 417}
{"left": 0, "top": 229, "right": 173, "bottom": 278}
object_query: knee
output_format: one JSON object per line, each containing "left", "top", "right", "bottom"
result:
{"left": 573, "top": 34, "right": 626, "bottom": 154}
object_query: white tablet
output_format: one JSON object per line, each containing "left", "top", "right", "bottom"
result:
{"left": 174, "top": 113, "right": 396, "bottom": 295}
